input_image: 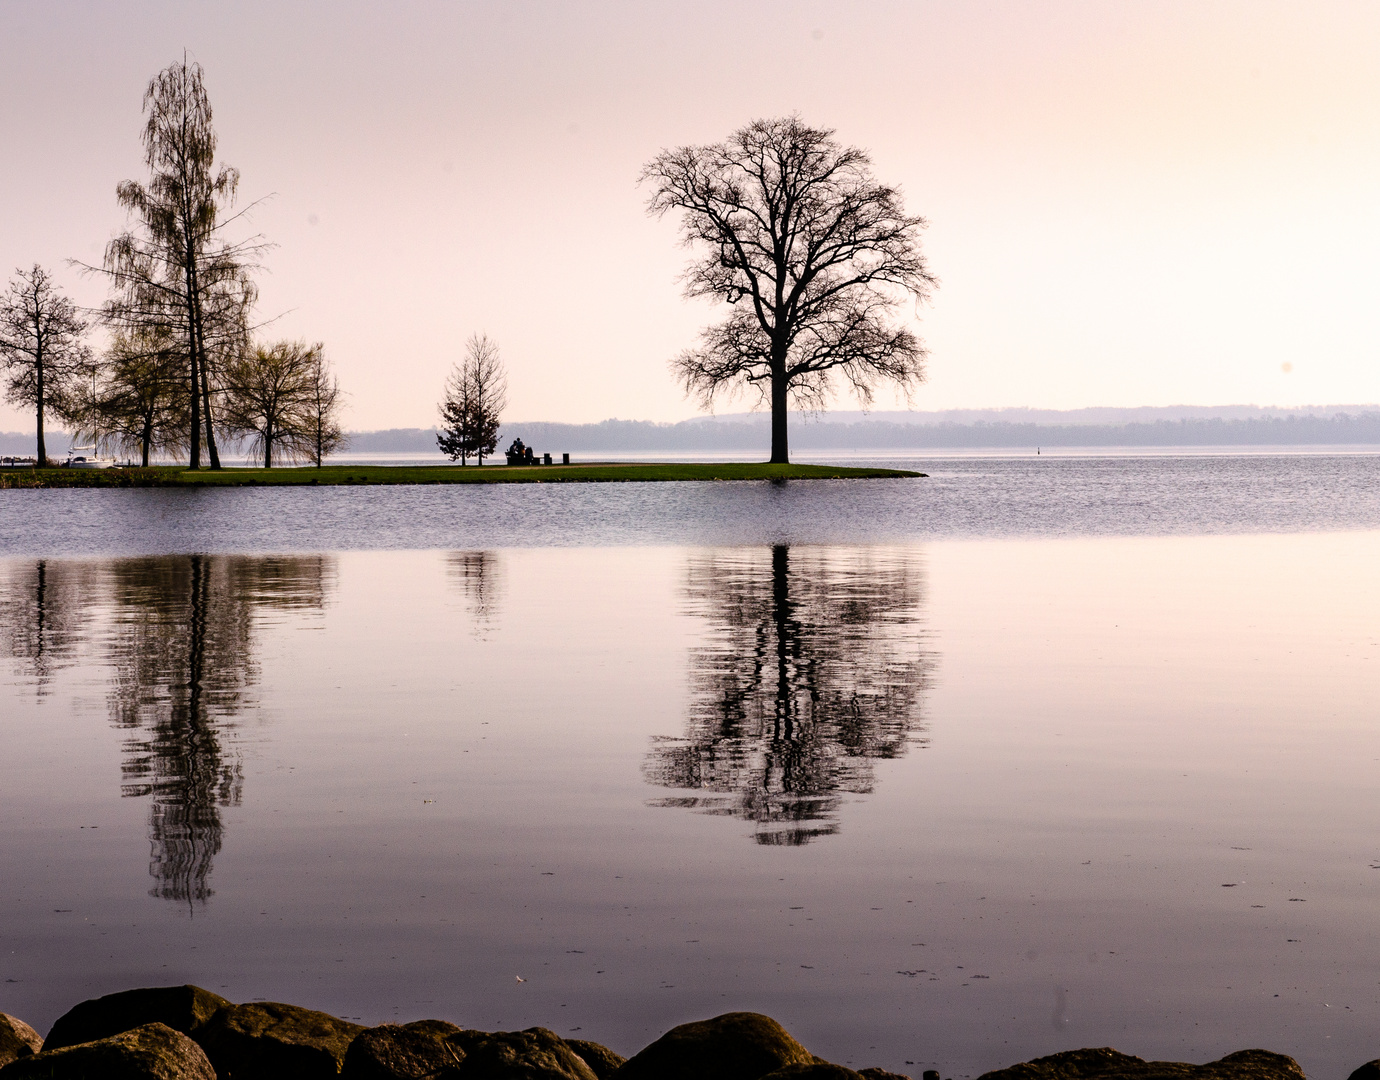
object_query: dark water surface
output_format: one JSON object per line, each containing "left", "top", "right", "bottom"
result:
{"left": 3, "top": 452, "right": 1379, "bottom": 554}
{"left": 1, "top": 454, "right": 1378, "bottom": 1077}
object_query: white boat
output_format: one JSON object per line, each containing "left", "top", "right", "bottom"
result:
{"left": 63, "top": 446, "right": 118, "bottom": 470}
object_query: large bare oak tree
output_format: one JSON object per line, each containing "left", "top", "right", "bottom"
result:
{"left": 0, "top": 265, "right": 91, "bottom": 465}
{"left": 642, "top": 116, "right": 938, "bottom": 463}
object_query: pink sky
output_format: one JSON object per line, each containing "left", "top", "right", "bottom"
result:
{"left": 3, "top": 1, "right": 1378, "bottom": 431}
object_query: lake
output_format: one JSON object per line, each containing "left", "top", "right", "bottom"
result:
{"left": 1, "top": 452, "right": 1378, "bottom": 1077}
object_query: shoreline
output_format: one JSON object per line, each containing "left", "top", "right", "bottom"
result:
{"left": 0, "top": 462, "right": 924, "bottom": 488}
{"left": 0, "top": 988, "right": 1337, "bottom": 1080}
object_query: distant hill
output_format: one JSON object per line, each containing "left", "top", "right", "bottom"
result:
{"left": 8, "top": 404, "right": 1379, "bottom": 457}
{"left": 349, "top": 406, "right": 1380, "bottom": 453}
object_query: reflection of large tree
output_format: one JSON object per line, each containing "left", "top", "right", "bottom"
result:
{"left": 1, "top": 555, "right": 332, "bottom": 908}
{"left": 646, "top": 546, "right": 932, "bottom": 845}
{"left": 107, "top": 555, "right": 332, "bottom": 906}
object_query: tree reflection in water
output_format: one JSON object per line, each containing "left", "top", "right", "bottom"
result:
{"left": 446, "top": 550, "right": 504, "bottom": 634}
{"left": 0, "top": 555, "right": 333, "bottom": 909}
{"left": 0, "top": 560, "right": 98, "bottom": 696}
{"left": 645, "top": 545, "right": 933, "bottom": 845}
{"left": 109, "top": 555, "right": 333, "bottom": 907}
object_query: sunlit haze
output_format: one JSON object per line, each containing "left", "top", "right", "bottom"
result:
{"left": 3, "top": 1, "right": 1378, "bottom": 432}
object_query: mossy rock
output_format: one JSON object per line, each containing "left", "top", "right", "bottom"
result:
{"left": 0, "top": 1015, "right": 42, "bottom": 1068}
{"left": 446, "top": 1027, "right": 598, "bottom": 1079}
{"left": 760, "top": 1065, "right": 866, "bottom": 1080}
{"left": 195, "top": 1001, "right": 365, "bottom": 1079}
{"left": 565, "top": 1039, "right": 625, "bottom": 1080}
{"left": 342, "top": 1020, "right": 465, "bottom": 1079}
{"left": 1348, "top": 1064, "right": 1380, "bottom": 1080}
{"left": 1, "top": 1021, "right": 215, "bottom": 1080}
{"left": 41, "top": 985, "right": 231, "bottom": 1052}
{"left": 976, "top": 1048, "right": 1304, "bottom": 1080}
{"left": 612, "top": 1012, "right": 817, "bottom": 1080}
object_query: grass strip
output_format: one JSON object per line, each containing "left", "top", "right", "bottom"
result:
{"left": 1, "top": 462, "right": 924, "bottom": 488}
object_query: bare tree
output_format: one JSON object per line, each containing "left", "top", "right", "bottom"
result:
{"left": 0, "top": 265, "right": 91, "bottom": 465}
{"left": 82, "top": 328, "right": 190, "bottom": 466}
{"left": 301, "top": 348, "right": 347, "bottom": 466}
{"left": 221, "top": 340, "right": 319, "bottom": 468}
{"left": 642, "top": 116, "right": 938, "bottom": 463}
{"left": 89, "top": 57, "right": 264, "bottom": 469}
{"left": 438, "top": 333, "right": 507, "bottom": 466}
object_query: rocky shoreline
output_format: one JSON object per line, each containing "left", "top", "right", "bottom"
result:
{"left": 0, "top": 985, "right": 1371, "bottom": 1080}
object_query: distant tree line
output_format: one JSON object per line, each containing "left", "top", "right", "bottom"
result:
{"left": 340, "top": 411, "right": 1380, "bottom": 455}
{"left": 0, "top": 58, "right": 346, "bottom": 467}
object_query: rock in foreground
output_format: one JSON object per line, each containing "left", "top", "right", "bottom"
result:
{"left": 0, "top": 1016, "right": 42, "bottom": 1068}
{"left": 977, "top": 1048, "right": 1305, "bottom": 1080}
{"left": 341, "top": 1019, "right": 464, "bottom": 1078}
{"left": 41, "top": 985, "right": 231, "bottom": 1052}
{"left": 0, "top": 1022, "right": 214, "bottom": 1080}
{"left": 566, "top": 1038, "right": 626, "bottom": 1080}
{"left": 196, "top": 1001, "right": 364, "bottom": 1079}
{"left": 446, "top": 1026, "right": 600, "bottom": 1079}
{"left": 612, "top": 1011, "right": 819, "bottom": 1080}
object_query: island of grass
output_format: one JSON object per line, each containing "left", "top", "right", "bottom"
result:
{"left": 0, "top": 461, "right": 924, "bottom": 488}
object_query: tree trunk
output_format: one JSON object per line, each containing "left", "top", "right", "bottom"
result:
{"left": 141, "top": 413, "right": 153, "bottom": 468}
{"left": 769, "top": 365, "right": 790, "bottom": 464}
{"left": 264, "top": 422, "right": 272, "bottom": 468}
{"left": 202, "top": 379, "right": 221, "bottom": 469}
{"left": 196, "top": 315, "right": 221, "bottom": 469}
{"left": 189, "top": 342, "right": 201, "bottom": 469}
{"left": 35, "top": 345, "right": 46, "bottom": 467}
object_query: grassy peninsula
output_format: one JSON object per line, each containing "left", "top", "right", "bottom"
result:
{"left": 0, "top": 461, "right": 924, "bottom": 488}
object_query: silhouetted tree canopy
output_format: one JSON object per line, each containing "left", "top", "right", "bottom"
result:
{"left": 0, "top": 265, "right": 91, "bottom": 465}
{"left": 643, "top": 116, "right": 938, "bottom": 463}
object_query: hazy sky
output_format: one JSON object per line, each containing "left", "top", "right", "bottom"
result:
{"left": 3, "top": 1, "right": 1378, "bottom": 432}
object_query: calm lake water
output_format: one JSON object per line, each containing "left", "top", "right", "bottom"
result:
{"left": 1, "top": 453, "right": 1378, "bottom": 1077}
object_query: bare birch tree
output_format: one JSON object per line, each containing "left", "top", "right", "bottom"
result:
{"left": 0, "top": 265, "right": 91, "bottom": 465}
{"left": 88, "top": 57, "right": 264, "bottom": 469}
{"left": 642, "top": 116, "right": 938, "bottom": 463}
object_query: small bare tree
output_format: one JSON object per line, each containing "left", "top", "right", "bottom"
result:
{"left": 0, "top": 265, "right": 91, "bottom": 465}
{"left": 301, "top": 348, "right": 347, "bottom": 466}
{"left": 438, "top": 334, "right": 507, "bottom": 466}
{"left": 84, "top": 328, "right": 190, "bottom": 466}
{"left": 642, "top": 116, "right": 938, "bottom": 463}
{"left": 221, "top": 340, "right": 319, "bottom": 468}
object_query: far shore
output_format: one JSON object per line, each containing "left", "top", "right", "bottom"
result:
{"left": 0, "top": 461, "right": 925, "bottom": 488}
